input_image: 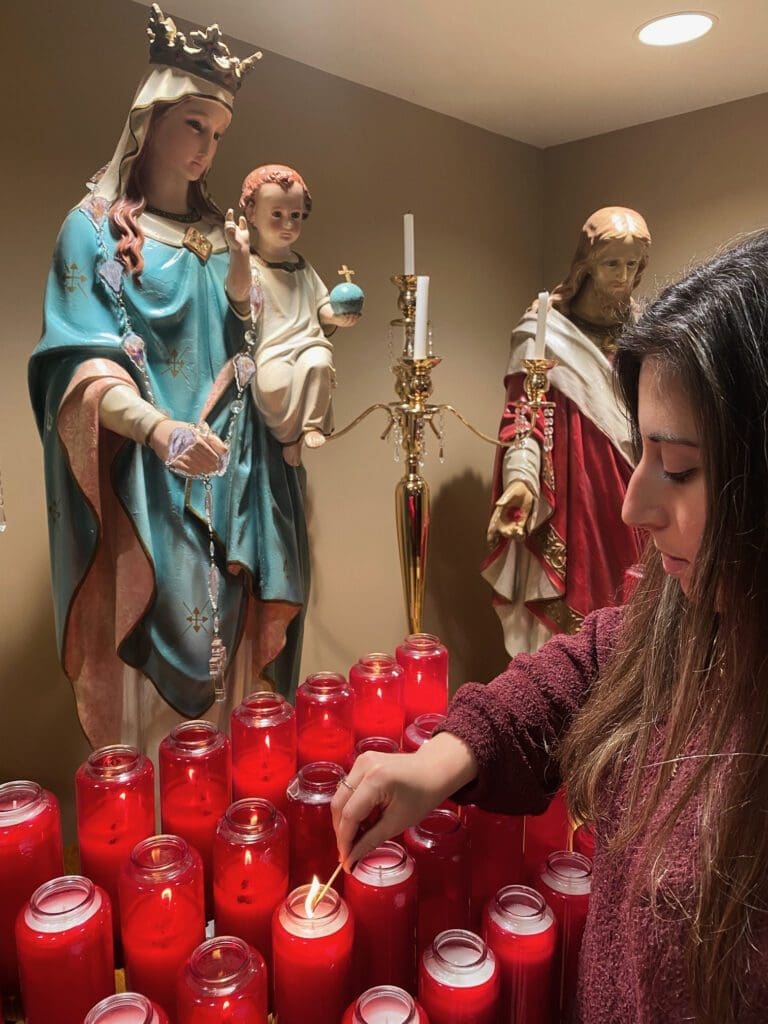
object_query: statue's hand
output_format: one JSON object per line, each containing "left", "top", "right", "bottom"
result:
{"left": 149, "top": 419, "right": 229, "bottom": 477}
{"left": 487, "top": 480, "right": 535, "bottom": 545}
{"left": 224, "top": 209, "right": 250, "bottom": 258}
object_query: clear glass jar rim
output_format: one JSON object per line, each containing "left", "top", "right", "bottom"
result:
{"left": 189, "top": 935, "right": 252, "bottom": 988}
{"left": 130, "top": 834, "right": 192, "bottom": 878}
{"left": 494, "top": 884, "right": 546, "bottom": 920}
{"left": 414, "top": 807, "right": 462, "bottom": 837}
{"left": 402, "top": 633, "right": 442, "bottom": 648}
{"left": 225, "top": 798, "right": 280, "bottom": 837}
{"left": 297, "top": 761, "right": 346, "bottom": 792}
{"left": 356, "top": 986, "right": 415, "bottom": 1022}
{"left": 354, "top": 653, "right": 400, "bottom": 672}
{"left": 168, "top": 720, "right": 223, "bottom": 751}
{"left": 411, "top": 713, "right": 445, "bottom": 734}
{"left": 432, "top": 928, "right": 487, "bottom": 971}
{"left": 286, "top": 883, "right": 341, "bottom": 922}
{"left": 545, "top": 849, "right": 593, "bottom": 881}
{"left": 0, "top": 780, "right": 43, "bottom": 822}
{"left": 237, "top": 691, "right": 291, "bottom": 721}
{"left": 87, "top": 744, "right": 142, "bottom": 777}
{"left": 30, "top": 875, "right": 94, "bottom": 917}
{"left": 84, "top": 992, "right": 155, "bottom": 1024}
{"left": 356, "top": 841, "right": 408, "bottom": 877}
{"left": 301, "top": 672, "right": 349, "bottom": 694}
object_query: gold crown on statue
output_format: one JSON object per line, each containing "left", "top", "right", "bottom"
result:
{"left": 147, "top": 3, "right": 262, "bottom": 93}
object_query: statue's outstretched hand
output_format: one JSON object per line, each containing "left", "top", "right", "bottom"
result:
{"left": 487, "top": 479, "right": 535, "bottom": 545}
{"left": 148, "top": 419, "right": 229, "bottom": 477}
{"left": 224, "top": 209, "right": 250, "bottom": 259}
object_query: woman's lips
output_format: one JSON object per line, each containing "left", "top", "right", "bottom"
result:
{"left": 660, "top": 552, "right": 688, "bottom": 575}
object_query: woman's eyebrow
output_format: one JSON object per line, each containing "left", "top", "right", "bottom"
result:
{"left": 647, "top": 431, "right": 700, "bottom": 448}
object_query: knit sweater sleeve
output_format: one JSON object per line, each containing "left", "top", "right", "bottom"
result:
{"left": 439, "top": 605, "right": 623, "bottom": 815}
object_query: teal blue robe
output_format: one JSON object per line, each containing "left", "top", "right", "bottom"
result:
{"left": 29, "top": 204, "right": 309, "bottom": 724}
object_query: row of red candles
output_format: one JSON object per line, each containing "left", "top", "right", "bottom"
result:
{"left": 0, "top": 633, "right": 594, "bottom": 1024}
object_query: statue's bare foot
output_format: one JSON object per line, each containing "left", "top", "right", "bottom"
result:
{"left": 283, "top": 440, "right": 303, "bottom": 466}
{"left": 304, "top": 430, "right": 326, "bottom": 450}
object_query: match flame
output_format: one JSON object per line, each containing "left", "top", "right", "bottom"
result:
{"left": 304, "top": 876, "right": 322, "bottom": 917}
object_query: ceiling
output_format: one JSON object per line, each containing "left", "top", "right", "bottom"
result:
{"left": 137, "top": 1, "right": 768, "bottom": 147}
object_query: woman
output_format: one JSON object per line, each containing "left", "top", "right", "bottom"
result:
{"left": 29, "top": 7, "right": 308, "bottom": 752}
{"left": 335, "top": 231, "right": 768, "bottom": 1022}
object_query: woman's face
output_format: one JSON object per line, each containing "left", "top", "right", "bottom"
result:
{"left": 622, "top": 357, "right": 706, "bottom": 595}
{"left": 145, "top": 97, "right": 231, "bottom": 184}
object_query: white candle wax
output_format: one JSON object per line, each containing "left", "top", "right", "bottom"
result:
{"left": 413, "top": 276, "right": 430, "bottom": 360}
{"left": 535, "top": 290, "right": 549, "bottom": 358}
{"left": 403, "top": 213, "right": 415, "bottom": 276}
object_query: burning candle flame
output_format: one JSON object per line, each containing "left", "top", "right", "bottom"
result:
{"left": 376, "top": 686, "right": 383, "bottom": 700}
{"left": 161, "top": 887, "right": 173, "bottom": 904}
{"left": 244, "top": 850, "right": 253, "bottom": 867}
{"left": 304, "top": 876, "right": 322, "bottom": 917}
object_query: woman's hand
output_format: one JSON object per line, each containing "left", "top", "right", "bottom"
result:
{"left": 331, "top": 732, "right": 478, "bottom": 870}
{"left": 148, "top": 419, "right": 228, "bottom": 476}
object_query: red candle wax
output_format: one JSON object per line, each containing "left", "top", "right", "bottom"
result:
{"left": 76, "top": 746, "right": 155, "bottom": 940}
{"left": 403, "top": 809, "right": 469, "bottom": 951}
{"left": 296, "top": 673, "right": 355, "bottom": 770}
{"left": 231, "top": 693, "right": 296, "bottom": 815}
{"left": 85, "top": 992, "right": 169, "bottom": 1023}
{"left": 460, "top": 804, "right": 525, "bottom": 930}
{"left": 349, "top": 654, "right": 405, "bottom": 747}
{"left": 0, "top": 780, "right": 63, "bottom": 1014}
{"left": 286, "top": 762, "right": 345, "bottom": 890}
{"left": 345, "top": 841, "right": 418, "bottom": 995}
{"left": 213, "top": 799, "right": 288, "bottom": 979}
{"left": 572, "top": 823, "right": 595, "bottom": 861}
{"left": 419, "top": 929, "right": 500, "bottom": 1024}
{"left": 354, "top": 736, "right": 400, "bottom": 757}
{"left": 535, "top": 851, "right": 592, "bottom": 1023}
{"left": 16, "top": 875, "right": 114, "bottom": 1024}
{"left": 402, "top": 712, "right": 446, "bottom": 753}
{"left": 160, "top": 721, "right": 231, "bottom": 915}
{"left": 395, "top": 634, "right": 449, "bottom": 726}
{"left": 523, "top": 790, "right": 572, "bottom": 885}
{"left": 119, "top": 835, "right": 205, "bottom": 1020}
{"left": 342, "top": 986, "right": 429, "bottom": 1024}
{"left": 483, "top": 884, "right": 557, "bottom": 1024}
{"left": 272, "top": 885, "right": 354, "bottom": 1024}
{"left": 177, "top": 935, "right": 267, "bottom": 1023}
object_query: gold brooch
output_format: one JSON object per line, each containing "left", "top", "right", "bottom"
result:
{"left": 183, "top": 227, "right": 213, "bottom": 263}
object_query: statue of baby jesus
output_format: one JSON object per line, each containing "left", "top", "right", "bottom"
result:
{"left": 225, "top": 164, "right": 360, "bottom": 465}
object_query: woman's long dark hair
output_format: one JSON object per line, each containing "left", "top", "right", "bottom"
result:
{"left": 561, "top": 230, "right": 768, "bottom": 1023}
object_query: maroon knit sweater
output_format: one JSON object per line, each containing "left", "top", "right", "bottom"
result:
{"left": 441, "top": 606, "right": 768, "bottom": 1023}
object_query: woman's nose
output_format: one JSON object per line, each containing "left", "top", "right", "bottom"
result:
{"left": 621, "top": 464, "right": 664, "bottom": 531}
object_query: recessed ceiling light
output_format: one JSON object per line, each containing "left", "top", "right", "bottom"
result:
{"left": 637, "top": 12, "right": 716, "bottom": 46}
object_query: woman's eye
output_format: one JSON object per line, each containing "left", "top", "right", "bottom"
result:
{"left": 662, "top": 468, "right": 696, "bottom": 483}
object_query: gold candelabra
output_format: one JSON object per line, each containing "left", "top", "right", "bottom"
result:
{"left": 328, "top": 274, "right": 555, "bottom": 633}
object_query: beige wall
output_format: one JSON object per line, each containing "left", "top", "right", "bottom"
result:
{"left": 1, "top": 0, "right": 538, "bottom": 836}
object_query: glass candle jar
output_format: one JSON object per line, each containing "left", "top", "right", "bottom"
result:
{"left": 231, "top": 693, "right": 296, "bottom": 814}
{"left": 403, "top": 809, "right": 469, "bottom": 951}
{"left": 419, "top": 929, "right": 500, "bottom": 1024}
{"left": 286, "top": 762, "right": 345, "bottom": 890}
{"left": 460, "top": 805, "right": 525, "bottom": 930}
{"left": 0, "top": 781, "right": 63, "bottom": 1012}
{"left": 483, "top": 885, "right": 557, "bottom": 1024}
{"left": 295, "top": 673, "right": 354, "bottom": 770}
{"left": 213, "top": 798, "right": 288, "bottom": 978}
{"left": 272, "top": 885, "right": 354, "bottom": 1024}
{"left": 354, "top": 735, "right": 400, "bottom": 757}
{"left": 573, "top": 823, "right": 595, "bottom": 861}
{"left": 402, "top": 712, "right": 446, "bottom": 752}
{"left": 85, "top": 993, "right": 169, "bottom": 1024}
{"left": 523, "top": 789, "right": 572, "bottom": 885}
{"left": 177, "top": 936, "right": 267, "bottom": 1023}
{"left": 536, "top": 851, "right": 592, "bottom": 1023}
{"left": 345, "top": 841, "right": 418, "bottom": 995}
{"left": 16, "top": 876, "right": 113, "bottom": 1024}
{"left": 75, "top": 746, "right": 155, "bottom": 939}
{"left": 342, "top": 986, "right": 428, "bottom": 1024}
{"left": 159, "top": 720, "right": 231, "bottom": 914}
{"left": 395, "top": 634, "right": 449, "bottom": 726}
{"left": 119, "top": 835, "right": 205, "bottom": 1019}
{"left": 349, "top": 654, "right": 405, "bottom": 747}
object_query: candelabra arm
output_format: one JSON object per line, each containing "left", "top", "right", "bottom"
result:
{"left": 435, "top": 404, "right": 521, "bottom": 448}
{"left": 324, "top": 403, "right": 396, "bottom": 443}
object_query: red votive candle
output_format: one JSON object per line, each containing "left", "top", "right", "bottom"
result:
{"left": 159, "top": 721, "right": 231, "bottom": 915}
{"left": 16, "top": 875, "right": 114, "bottom": 1024}
{"left": 345, "top": 841, "right": 418, "bottom": 995}
{"left": 272, "top": 884, "right": 354, "bottom": 1024}
{"left": 483, "top": 884, "right": 557, "bottom": 1024}
{"left": 0, "top": 780, "right": 63, "bottom": 1014}
{"left": 523, "top": 789, "right": 572, "bottom": 885}
{"left": 76, "top": 746, "right": 155, "bottom": 940}
{"left": 536, "top": 851, "right": 592, "bottom": 1023}
{"left": 342, "top": 986, "right": 428, "bottom": 1024}
{"left": 85, "top": 992, "right": 169, "bottom": 1023}
{"left": 354, "top": 736, "right": 400, "bottom": 757}
{"left": 573, "top": 823, "right": 595, "bottom": 861}
{"left": 213, "top": 798, "right": 288, "bottom": 979}
{"left": 395, "top": 634, "right": 449, "bottom": 726}
{"left": 403, "top": 809, "right": 469, "bottom": 951}
{"left": 461, "top": 805, "right": 525, "bottom": 930}
{"left": 231, "top": 693, "right": 296, "bottom": 814}
{"left": 296, "top": 673, "right": 354, "bottom": 770}
{"left": 119, "top": 835, "right": 205, "bottom": 1019}
{"left": 349, "top": 654, "right": 405, "bottom": 747}
{"left": 177, "top": 935, "right": 267, "bottom": 1023}
{"left": 286, "top": 762, "right": 345, "bottom": 890}
{"left": 419, "top": 929, "right": 500, "bottom": 1024}
{"left": 402, "top": 712, "right": 446, "bottom": 752}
